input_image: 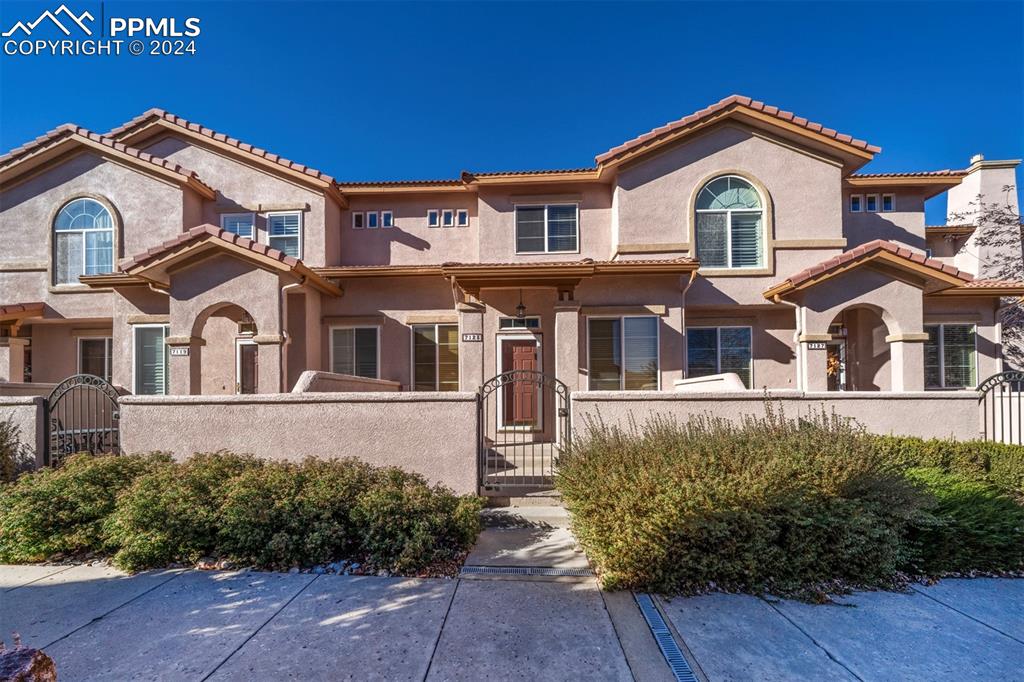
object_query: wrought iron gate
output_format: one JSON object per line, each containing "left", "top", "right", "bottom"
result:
{"left": 978, "top": 370, "right": 1024, "bottom": 444}
{"left": 44, "top": 374, "right": 121, "bottom": 466}
{"left": 478, "top": 370, "right": 570, "bottom": 492}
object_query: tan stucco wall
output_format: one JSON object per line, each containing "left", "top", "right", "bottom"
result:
{"left": 0, "top": 397, "right": 45, "bottom": 466}
{"left": 118, "top": 392, "right": 478, "bottom": 494}
{"left": 292, "top": 371, "right": 401, "bottom": 392}
{"left": 572, "top": 390, "right": 982, "bottom": 440}
{"left": 684, "top": 307, "right": 797, "bottom": 389}
{"left": 843, "top": 189, "right": 926, "bottom": 251}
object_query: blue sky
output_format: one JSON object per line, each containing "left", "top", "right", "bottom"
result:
{"left": 1, "top": 1, "right": 1021, "bottom": 224}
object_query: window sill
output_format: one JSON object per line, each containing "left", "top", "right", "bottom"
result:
{"left": 49, "top": 284, "right": 110, "bottom": 294}
{"left": 698, "top": 267, "right": 773, "bottom": 277}
{"left": 513, "top": 250, "right": 581, "bottom": 257}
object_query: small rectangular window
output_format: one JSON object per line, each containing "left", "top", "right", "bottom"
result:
{"left": 79, "top": 337, "right": 112, "bottom": 382}
{"left": 588, "top": 316, "right": 659, "bottom": 390}
{"left": 925, "top": 324, "right": 976, "bottom": 389}
{"left": 866, "top": 194, "right": 879, "bottom": 212}
{"left": 352, "top": 212, "right": 364, "bottom": 229}
{"left": 221, "top": 213, "right": 255, "bottom": 239}
{"left": 330, "top": 327, "right": 379, "bottom": 379}
{"left": 456, "top": 209, "right": 469, "bottom": 227}
{"left": 442, "top": 209, "right": 455, "bottom": 227}
{"left": 882, "top": 194, "right": 895, "bottom": 212}
{"left": 381, "top": 210, "right": 393, "bottom": 228}
{"left": 267, "top": 211, "right": 302, "bottom": 258}
{"left": 850, "top": 195, "right": 863, "bottom": 212}
{"left": 134, "top": 325, "right": 169, "bottom": 395}
{"left": 412, "top": 324, "right": 460, "bottom": 391}
{"left": 427, "top": 209, "right": 440, "bottom": 228}
{"left": 366, "top": 211, "right": 379, "bottom": 229}
{"left": 515, "top": 204, "right": 579, "bottom": 253}
{"left": 499, "top": 317, "right": 541, "bottom": 329}
{"left": 686, "top": 326, "right": 752, "bottom": 388}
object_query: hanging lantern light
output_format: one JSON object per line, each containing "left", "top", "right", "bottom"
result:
{"left": 515, "top": 289, "right": 527, "bottom": 319}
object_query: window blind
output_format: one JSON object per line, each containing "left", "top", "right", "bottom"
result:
{"left": 134, "top": 327, "right": 168, "bottom": 395}
{"left": 623, "top": 317, "right": 658, "bottom": 389}
{"left": 588, "top": 318, "right": 622, "bottom": 390}
{"left": 268, "top": 213, "right": 301, "bottom": 258}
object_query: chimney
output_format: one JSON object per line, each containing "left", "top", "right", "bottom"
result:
{"left": 947, "top": 154, "right": 1022, "bottom": 280}
{"left": 946, "top": 154, "right": 1021, "bottom": 225}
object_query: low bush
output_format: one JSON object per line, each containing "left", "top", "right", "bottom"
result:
{"left": 870, "top": 435, "right": 1024, "bottom": 496}
{"left": 905, "top": 467, "right": 1024, "bottom": 573}
{"left": 0, "top": 417, "right": 34, "bottom": 483}
{"left": 557, "top": 409, "right": 926, "bottom": 594}
{"left": 0, "top": 453, "right": 169, "bottom": 562}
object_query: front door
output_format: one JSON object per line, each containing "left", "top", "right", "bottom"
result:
{"left": 236, "top": 339, "right": 258, "bottom": 394}
{"left": 826, "top": 340, "right": 847, "bottom": 391}
{"left": 500, "top": 337, "right": 540, "bottom": 429}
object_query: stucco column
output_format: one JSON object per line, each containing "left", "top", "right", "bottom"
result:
{"left": 254, "top": 334, "right": 284, "bottom": 393}
{"left": 799, "top": 334, "right": 831, "bottom": 392}
{"left": 0, "top": 337, "right": 29, "bottom": 383}
{"left": 554, "top": 301, "right": 582, "bottom": 391}
{"left": 304, "top": 290, "right": 323, "bottom": 373}
{"left": 457, "top": 302, "right": 484, "bottom": 391}
{"left": 166, "top": 336, "right": 203, "bottom": 395}
{"left": 888, "top": 334, "right": 928, "bottom": 392}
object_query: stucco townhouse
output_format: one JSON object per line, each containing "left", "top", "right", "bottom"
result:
{"left": 1, "top": 95, "right": 1021, "bottom": 429}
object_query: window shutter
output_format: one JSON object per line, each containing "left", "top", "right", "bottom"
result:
{"left": 696, "top": 213, "right": 727, "bottom": 267}
{"left": 729, "top": 212, "right": 762, "bottom": 268}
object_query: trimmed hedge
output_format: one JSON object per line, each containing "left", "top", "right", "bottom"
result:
{"left": 870, "top": 435, "right": 1024, "bottom": 496}
{"left": 1, "top": 452, "right": 482, "bottom": 573}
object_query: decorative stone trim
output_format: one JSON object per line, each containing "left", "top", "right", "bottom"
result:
{"left": 127, "top": 314, "right": 170, "bottom": 324}
{"left": 456, "top": 301, "right": 485, "bottom": 313}
{"left": 0, "top": 337, "right": 30, "bottom": 347}
{"left": 798, "top": 333, "right": 833, "bottom": 342}
{"left": 253, "top": 334, "right": 285, "bottom": 345}
{"left": 165, "top": 335, "right": 205, "bottom": 346}
{"left": 405, "top": 313, "right": 458, "bottom": 324}
{"left": 615, "top": 243, "right": 690, "bottom": 255}
{"left": 885, "top": 332, "right": 931, "bottom": 343}
{"left": 579, "top": 304, "right": 665, "bottom": 316}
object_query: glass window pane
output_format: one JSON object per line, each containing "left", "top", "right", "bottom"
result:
{"left": 687, "top": 328, "right": 719, "bottom": 378}
{"left": 80, "top": 338, "right": 111, "bottom": 381}
{"left": 331, "top": 329, "right": 355, "bottom": 375}
{"left": 134, "top": 327, "right": 167, "bottom": 395}
{"left": 730, "top": 212, "right": 762, "bottom": 268}
{"left": 942, "top": 325, "right": 976, "bottom": 388}
{"left": 696, "top": 213, "right": 728, "bottom": 268}
{"left": 268, "top": 213, "right": 300, "bottom": 236}
{"left": 55, "top": 232, "right": 84, "bottom": 284}
{"left": 413, "top": 325, "right": 438, "bottom": 391}
{"left": 269, "top": 235, "right": 300, "bottom": 258}
{"left": 222, "top": 214, "right": 254, "bottom": 238}
{"left": 547, "top": 204, "right": 577, "bottom": 252}
{"left": 85, "top": 230, "right": 114, "bottom": 275}
{"left": 924, "top": 325, "right": 941, "bottom": 388}
{"left": 437, "top": 325, "right": 460, "bottom": 391}
{"left": 623, "top": 317, "right": 658, "bottom": 390}
{"left": 720, "top": 327, "right": 752, "bottom": 388}
{"left": 516, "top": 206, "right": 546, "bottom": 252}
{"left": 588, "top": 318, "right": 621, "bottom": 390}
{"left": 354, "top": 328, "right": 378, "bottom": 379}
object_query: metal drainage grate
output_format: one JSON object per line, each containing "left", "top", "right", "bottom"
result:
{"left": 460, "top": 566, "right": 594, "bottom": 577}
{"left": 634, "top": 593, "right": 698, "bottom": 682}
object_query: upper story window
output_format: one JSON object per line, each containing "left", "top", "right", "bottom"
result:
{"left": 515, "top": 204, "right": 578, "bottom": 254}
{"left": 882, "top": 194, "right": 895, "bottom": 212}
{"left": 457, "top": 209, "right": 469, "bottom": 227}
{"left": 694, "top": 176, "right": 764, "bottom": 269}
{"left": 865, "top": 194, "right": 879, "bottom": 212}
{"left": 267, "top": 211, "right": 302, "bottom": 258}
{"left": 54, "top": 198, "right": 115, "bottom": 285}
{"left": 221, "top": 212, "right": 255, "bottom": 239}
{"left": 850, "top": 195, "right": 863, "bottom": 212}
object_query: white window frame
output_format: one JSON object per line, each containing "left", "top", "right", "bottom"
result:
{"left": 685, "top": 325, "right": 753, "bottom": 388}
{"left": 442, "top": 209, "right": 455, "bottom": 228}
{"left": 220, "top": 212, "right": 256, "bottom": 239}
{"left": 328, "top": 325, "right": 381, "bottom": 379}
{"left": 456, "top": 209, "right": 469, "bottom": 227}
{"left": 865, "top": 194, "right": 879, "bottom": 213}
{"left": 498, "top": 316, "right": 541, "bottom": 330}
{"left": 381, "top": 210, "right": 394, "bottom": 228}
{"left": 266, "top": 210, "right": 303, "bottom": 259}
{"left": 585, "top": 315, "right": 662, "bottom": 391}
{"left": 366, "top": 211, "right": 379, "bottom": 229}
{"left": 131, "top": 324, "right": 169, "bottom": 395}
{"left": 409, "top": 322, "right": 460, "bottom": 391}
{"left": 234, "top": 337, "right": 258, "bottom": 394}
{"left": 925, "top": 323, "right": 978, "bottom": 390}
{"left": 850, "top": 194, "right": 863, "bottom": 213}
{"left": 427, "top": 209, "right": 440, "bottom": 228}
{"left": 77, "top": 336, "right": 112, "bottom": 381}
{"left": 514, "top": 203, "right": 580, "bottom": 255}
{"left": 53, "top": 198, "right": 117, "bottom": 286}
{"left": 352, "top": 212, "right": 365, "bottom": 229}
{"left": 694, "top": 176, "right": 765, "bottom": 269}
{"left": 881, "top": 193, "right": 895, "bottom": 212}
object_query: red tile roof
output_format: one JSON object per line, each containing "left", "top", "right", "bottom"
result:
{"left": 596, "top": 94, "right": 880, "bottom": 165}
{"left": 463, "top": 168, "right": 596, "bottom": 179}
{"left": 108, "top": 108, "right": 336, "bottom": 185}
{"left": 337, "top": 178, "right": 464, "bottom": 188}
{"left": 121, "top": 224, "right": 300, "bottom": 271}
{"left": 0, "top": 124, "right": 214, "bottom": 195}
{"left": 849, "top": 170, "right": 967, "bottom": 179}
{"left": 958, "top": 279, "right": 1024, "bottom": 289}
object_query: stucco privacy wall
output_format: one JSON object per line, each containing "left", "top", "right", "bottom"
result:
{"left": 572, "top": 391, "right": 981, "bottom": 441}
{"left": 0, "top": 397, "right": 45, "bottom": 467}
{"left": 118, "top": 392, "right": 478, "bottom": 494}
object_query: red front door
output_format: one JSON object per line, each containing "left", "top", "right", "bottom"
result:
{"left": 502, "top": 339, "right": 539, "bottom": 428}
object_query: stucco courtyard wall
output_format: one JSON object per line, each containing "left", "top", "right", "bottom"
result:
{"left": 571, "top": 390, "right": 982, "bottom": 440}
{"left": 0, "top": 396, "right": 45, "bottom": 467}
{"left": 118, "top": 392, "right": 477, "bottom": 494}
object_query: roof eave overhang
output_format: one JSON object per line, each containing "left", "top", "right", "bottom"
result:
{"left": 461, "top": 170, "right": 605, "bottom": 186}
{"left": 929, "top": 287, "right": 1024, "bottom": 298}
{"left": 845, "top": 175, "right": 965, "bottom": 200}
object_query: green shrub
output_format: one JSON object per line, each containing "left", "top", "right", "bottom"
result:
{"left": 0, "top": 453, "right": 169, "bottom": 562}
{"left": 0, "top": 417, "right": 34, "bottom": 483}
{"left": 905, "top": 467, "right": 1024, "bottom": 573}
{"left": 218, "top": 458, "right": 375, "bottom": 569}
{"left": 871, "top": 435, "right": 1024, "bottom": 496}
{"left": 557, "top": 409, "right": 926, "bottom": 594}
{"left": 106, "top": 452, "right": 261, "bottom": 571}
{"left": 352, "top": 468, "right": 483, "bottom": 572}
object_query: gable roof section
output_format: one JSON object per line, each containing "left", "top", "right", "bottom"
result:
{"left": 845, "top": 169, "right": 966, "bottom": 198}
{"left": 0, "top": 302, "right": 45, "bottom": 324}
{"left": 595, "top": 95, "right": 880, "bottom": 171}
{"left": 108, "top": 109, "right": 346, "bottom": 206}
{"left": 0, "top": 124, "right": 215, "bottom": 198}
{"left": 98, "top": 224, "right": 341, "bottom": 296}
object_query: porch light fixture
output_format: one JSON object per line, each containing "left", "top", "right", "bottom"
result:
{"left": 515, "top": 290, "right": 527, "bottom": 319}
{"left": 238, "top": 311, "right": 257, "bottom": 335}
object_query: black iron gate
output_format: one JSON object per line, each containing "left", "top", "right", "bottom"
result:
{"left": 478, "top": 370, "right": 570, "bottom": 493}
{"left": 44, "top": 374, "right": 121, "bottom": 466}
{"left": 978, "top": 370, "right": 1024, "bottom": 444}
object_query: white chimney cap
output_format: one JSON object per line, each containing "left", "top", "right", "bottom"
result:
{"left": 970, "top": 153, "right": 985, "bottom": 164}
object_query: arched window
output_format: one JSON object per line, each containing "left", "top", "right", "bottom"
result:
{"left": 54, "top": 198, "right": 115, "bottom": 285}
{"left": 694, "top": 175, "right": 764, "bottom": 269}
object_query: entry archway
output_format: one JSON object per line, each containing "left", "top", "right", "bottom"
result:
{"left": 191, "top": 302, "right": 260, "bottom": 394}
{"left": 823, "top": 304, "right": 893, "bottom": 391}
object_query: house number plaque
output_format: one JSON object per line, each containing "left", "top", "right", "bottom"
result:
{"left": 806, "top": 342, "right": 827, "bottom": 350}
{"left": 169, "top": 347, "right": 190, "bottom": 357}
{"left": 461, "top": 333, "right": 483, "bottom": 342}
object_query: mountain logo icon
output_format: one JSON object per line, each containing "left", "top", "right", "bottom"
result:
{"left": 3, "top": 4, "right": 95, "bottom": 37}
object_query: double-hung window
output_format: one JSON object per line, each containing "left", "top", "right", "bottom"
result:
{"left": 515, "top": 204, "right": 578, "bottom": 253}
{"left": 412, "top": 324, "right": 459, "bottom": 391}
{"left": 330, "top": 327, "right": 379, "bottom": 379}
{"left": 267, "top": 211, "right": 302, "bottom": 258}
{"left": 694, "top": 176, "right": 764, "bottom": 269}
{"left": 79, "top": 337, "right": 112, "bottom": 382}
{"left": 54, "top": 198, "right": 115, "bottom": 285}
{"left": 687, "top": 326, "right": 752, "bottom": 388}
{"left": 587, "top": 316, "right": 659, "bottom": 390}
{"left": 221, "top": 213, "right": 255, "bottom": 239}
{"left": 925, "top": 324, "right": 976, "bottom": 389}
{"left": 133, "top": 325, "right": 169, "bottom": 395}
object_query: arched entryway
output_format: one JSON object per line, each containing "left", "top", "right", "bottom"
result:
{"left": 191, "top": 302, "right": 260, "bottom": 394}
{"left": 824, "top": 304, "right": 893, "bottom": 391}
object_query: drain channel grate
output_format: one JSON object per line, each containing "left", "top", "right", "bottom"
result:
{"left": 634, "top": 593, "right": 698, "bottom": 682}
{"left": 460, "top": 566, "right": 594, "bottom": 577}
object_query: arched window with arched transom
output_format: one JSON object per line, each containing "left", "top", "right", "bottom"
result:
{"left": 694, "top": 175, "right": 764, "bottom": 269}
{"left": 54, "top": 198, "right": 115, "bottom": 285}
